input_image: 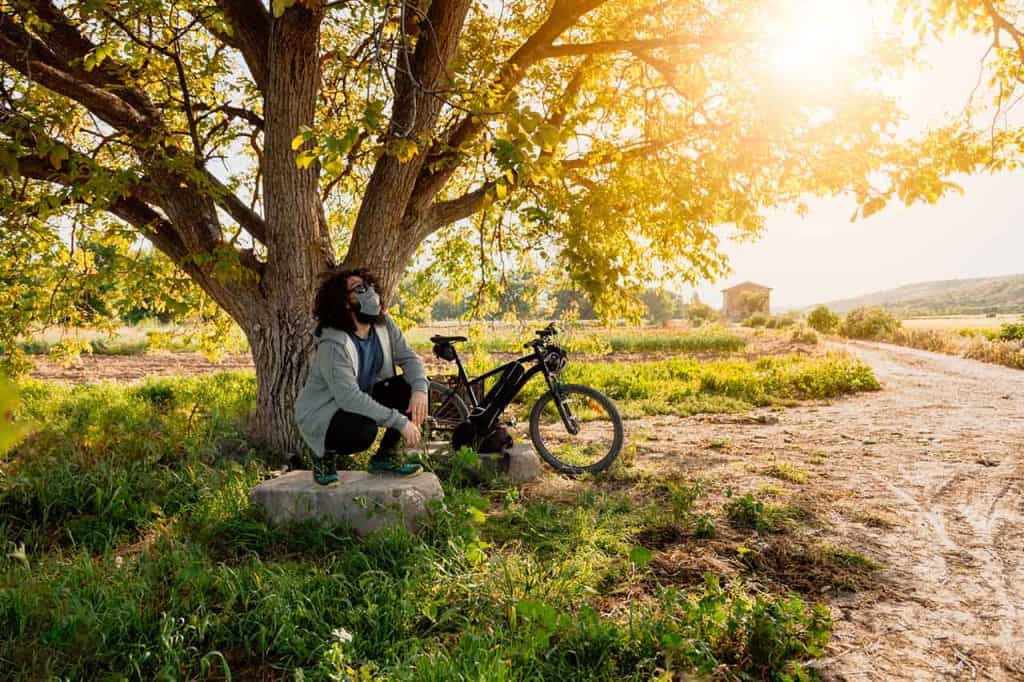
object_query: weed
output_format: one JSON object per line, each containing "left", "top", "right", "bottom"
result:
{"left": 763, "top": 462, "right": 811, "bottom": 484}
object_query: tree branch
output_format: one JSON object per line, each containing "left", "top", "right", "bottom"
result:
{"left": 19, "top": 0, "right": 161, "bottom": 122}
{"left": 560, "top": 133, "right": 690, "bottom": 170}
{"left": 199, "top": 169, "right": 267, "bottom": 245}
{"left": 425, "top": 182, "right": 494, "bottom": 227}
{"left": 541, "top": 34, "right": 711, "bottom": 58}
{"left": 14, "top": 153, "right": 190, "bottom": 262}
{"left": 0, "top": 13, "right": 155, "bottom": 132}
{"left": 404, "top": 0, "right": 609, "bottom": 217}
{"left": 211, "top": 0, "right": 271, "bottom": 92}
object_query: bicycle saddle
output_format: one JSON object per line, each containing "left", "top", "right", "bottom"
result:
{"left": 430, "top": 335, "right": 467, "bottom": 343}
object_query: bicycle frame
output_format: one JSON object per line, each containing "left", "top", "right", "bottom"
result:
{"left": 436, "top": 341, "right": 567, "bottom": 433}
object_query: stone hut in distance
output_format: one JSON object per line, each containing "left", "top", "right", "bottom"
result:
{"left": 722, "top": 282, "right": 771, "bottom": 320}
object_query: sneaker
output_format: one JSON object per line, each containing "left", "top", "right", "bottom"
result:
{"left": 313, "top": 450, "right": 339, "bottom": 486}
{"left": 367, "top": 452, "right": 422, "bottom": 476}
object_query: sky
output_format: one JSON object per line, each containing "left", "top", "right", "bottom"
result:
{"left": 691, "top": 11, "right": 1024, "bottom": 310}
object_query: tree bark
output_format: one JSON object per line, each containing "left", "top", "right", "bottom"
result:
{"left": 248, "top": 2, "right": 333, "bottom": 458}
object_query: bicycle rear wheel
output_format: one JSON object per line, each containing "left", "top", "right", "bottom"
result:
{"left": 529, "top": 383, "right": 623, "bottom": 475}
{"left": 424, "top": 380, "right": 470, "bottom": 444}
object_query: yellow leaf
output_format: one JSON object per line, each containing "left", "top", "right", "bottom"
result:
{"left": 291, "top": 133, "right": 306, "bottom": 151}
{"left": 272, "top": 0, "right": 296, "bottom": 18}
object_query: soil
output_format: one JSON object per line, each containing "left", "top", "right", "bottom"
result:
{"left": 23, "top": 339, "right": 1024, "bottom": 679}
{"left": 624, "top": 340, "right": 1024, "bottom": 680}
{"left": 26, "top": 351, "right": 256, "bottom": 383}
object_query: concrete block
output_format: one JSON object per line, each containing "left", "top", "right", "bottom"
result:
{"left": 249, "top": 470, "right": 444, "bottom": 536}
{"left": 479, "top": 443, "right": 543, "bottom": 484}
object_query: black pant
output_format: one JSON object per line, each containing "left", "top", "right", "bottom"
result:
{"left": 323, "top": 375, "right": 412, "bottom": 456}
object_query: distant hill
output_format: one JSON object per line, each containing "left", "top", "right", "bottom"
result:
{"left": 815, "top": 274, "right": 1024, "bottom": 316}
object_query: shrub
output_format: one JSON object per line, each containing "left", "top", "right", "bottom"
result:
{"left": 743, "top": 313, "right": 768, "bottom": 328}
{"left": 839, "top": 307, "right": 900, "bottom": 340}
{"left": 806, "top": 306, "right": 840, "bottom": 334}
{"left": 997, "top": 322, "right": 1024, "bottom": 342}
{"left": 684, "top": 302, "right": 718, "bottom": 326}
{"left": 765, "top": 315, "right": 797, "bottom": 329}
{"left": 790, "top": 326, "right": 818, "bottom": 345}
{"left": 888, "top": 328, "right": 958, "bottom": 354}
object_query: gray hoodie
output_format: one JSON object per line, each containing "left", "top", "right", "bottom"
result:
{"left": 293, "top": 315, "right": 428, "bottom": 459}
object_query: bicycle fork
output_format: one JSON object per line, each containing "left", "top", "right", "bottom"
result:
{"left": 542, "top": 370, "right": 580, "bottom": 435}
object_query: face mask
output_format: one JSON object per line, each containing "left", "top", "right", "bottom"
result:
{"left": 353, "top": 284, "right": 381, "bottom": 316}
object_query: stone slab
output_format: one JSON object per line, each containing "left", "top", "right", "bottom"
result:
{"left": 478, "top": 443, "right": 544, "bottom": 484}
{"left": 249, "top": 470, "right": 444, "bottom": 536}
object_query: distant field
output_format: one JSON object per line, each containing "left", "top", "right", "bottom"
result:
{"left": 901, "top": 314, "right": 1023, "bottom": 331}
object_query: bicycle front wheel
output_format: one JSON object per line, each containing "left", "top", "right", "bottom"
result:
{"left": 529, "top": 383, "right": 623, "bottom": 475}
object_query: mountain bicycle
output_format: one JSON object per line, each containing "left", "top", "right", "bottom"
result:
{"left": 423, "top": 323, "right": 624, "bottom": 475}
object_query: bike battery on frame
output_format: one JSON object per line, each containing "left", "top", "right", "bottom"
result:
{"left": 476, "top": 362, "right": 526, "bottom": 429}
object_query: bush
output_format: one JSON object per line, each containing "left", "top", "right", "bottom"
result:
{"left": 765, "top": 315, "right": 797, "bottom": 329}
{"left": 839, "top": 307, "right": 900, "bottom": 340}
{"left": 997, "top": 322, "right": 1024, "bottom": 342}
{"left": 790, "top": 326, "right": 818, "bottom": 345}
{"left": 684, "top": 302, "right": 718, "bottom": 326}
{"left": 743, "top": 313, "right": 768, "bottom": 328}
{"left": 806, "top": 306, "right": 840, "bottom": 334}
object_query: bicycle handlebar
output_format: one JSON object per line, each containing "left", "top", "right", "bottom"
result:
{"left": 523, "top": 323, "right": 559, "bottom": 348}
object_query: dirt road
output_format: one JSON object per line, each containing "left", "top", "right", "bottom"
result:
{"left": 633, "top": 341, "right": 1024, "bottom": 679}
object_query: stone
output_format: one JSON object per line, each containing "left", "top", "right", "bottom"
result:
{"left": 479, "top": 443, "right": 544, "bottom": 484}
{"left": 249, "top": 470, "right": 444, "bottom": 536}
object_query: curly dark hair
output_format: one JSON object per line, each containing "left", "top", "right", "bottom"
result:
{"left": 312, "top": 267, "right": 384, "bottom": 336}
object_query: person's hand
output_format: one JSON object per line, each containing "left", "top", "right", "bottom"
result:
{"left": 400, "top": 419, "right": 421, "bottom": 448}
{"left": 407, "top": 390, "right": 428, "bottom": 426}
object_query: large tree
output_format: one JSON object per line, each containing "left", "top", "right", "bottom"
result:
{"left": 1, "top": 0, "right": 911, "bottom": 456}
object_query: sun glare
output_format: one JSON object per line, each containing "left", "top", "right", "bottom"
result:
{"left": 764, "top": 0, "right": 879, "bottom": 84}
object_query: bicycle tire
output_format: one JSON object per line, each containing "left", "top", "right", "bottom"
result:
{"left": 424, "top": 379, "right": 470, "bottom": 443}
{"left": 528, "top": 383, "right": 623, "bottom": 475}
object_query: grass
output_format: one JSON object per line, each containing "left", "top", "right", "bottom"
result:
{"left": 0, "top": 371, "right": 847, "bottom": 680}
{"left": 521, "top": 353, "right": 880, "bottom": 419}
{"left": 725, "top": 493, "right": 810, "bottom": 533}
{"left": 763, "top": 462, "right": 811, "bottom": 484}
{"left": 902, "top": 314, "right": 1023, "bottom": 331}
{"left": 408, "top": 325, "right": 747, "bottom": 356}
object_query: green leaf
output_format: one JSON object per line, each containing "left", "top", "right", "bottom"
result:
{"left": 629, "top": 545, "right": 653, "bottom": 567}
{"left": 48, "top": 145, "right": 69, "bottom": 170}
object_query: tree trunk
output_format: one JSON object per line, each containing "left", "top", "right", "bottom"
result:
{"left": 247, "top": 2, "right": 330, "bottom": 458}
{"left": 247, "top": 308, "right": 315, "bottom": 459}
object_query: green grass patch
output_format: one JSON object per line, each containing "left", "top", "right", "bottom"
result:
{"left": 410, "top": 327, "right": 746, "bottom": 356}
{"left": 725, "top": 494, "right": 811, "bottom": 533}
{"left": 505, "top": 353, "right": 880, "bottom": 419}
{"left": 605, "top": 331, "right": 746, "bottom": 354}
{"left": 0, "top": 374, "right": 836, "bottom": 680}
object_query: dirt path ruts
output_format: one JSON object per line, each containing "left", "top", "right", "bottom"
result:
{"left": 632, "top": 341, "right": 1024, "bottom": 679}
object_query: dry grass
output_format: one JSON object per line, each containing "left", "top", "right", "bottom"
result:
{"left": 901, "top": 314, "right": 1022, "bottom": 331}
